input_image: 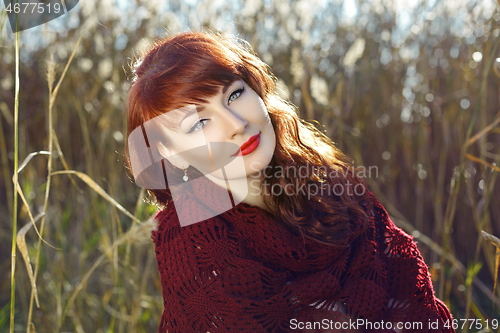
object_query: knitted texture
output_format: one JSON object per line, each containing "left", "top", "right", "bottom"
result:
{"left": 152, "top": 176, "right": 454, "bottom": 332}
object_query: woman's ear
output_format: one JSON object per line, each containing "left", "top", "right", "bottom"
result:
{"left": 156, "top": 141, "right": 189, "bottom": 170}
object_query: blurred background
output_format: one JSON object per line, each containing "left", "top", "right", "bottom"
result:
{"left": 1, "top": 0, "right": 500, "bottom": 331}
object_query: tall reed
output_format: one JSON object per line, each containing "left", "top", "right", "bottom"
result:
{"left": 9, "top": 8, "right": 19, "bottom": 333}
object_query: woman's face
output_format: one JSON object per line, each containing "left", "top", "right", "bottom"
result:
{"left": 156, "top": 79, "right": 276, "bottom": 181}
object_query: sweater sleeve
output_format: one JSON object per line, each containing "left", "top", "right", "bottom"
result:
{"left": 367, "top": 192, "right": 455, "bottom": 333}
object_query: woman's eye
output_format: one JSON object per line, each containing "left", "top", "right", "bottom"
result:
{"left": 187, "top": 118, "right": 209, "bottom": 133}
{"left": 228, "top": 88, "right": 244, "bottom": 104}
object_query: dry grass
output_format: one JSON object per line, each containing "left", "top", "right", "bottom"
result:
{"left": 1, "top": 0, "right": 500, "bottom": 331}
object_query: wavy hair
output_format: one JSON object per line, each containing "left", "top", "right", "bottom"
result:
{"left": 126, "top": 31, "right": 371, "bottom": 247}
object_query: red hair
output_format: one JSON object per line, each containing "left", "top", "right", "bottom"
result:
{"left": 126, "top": 31, "right": 371, "bottom": 246}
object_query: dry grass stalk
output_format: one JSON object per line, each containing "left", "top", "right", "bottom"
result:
{"left": 56, "top": 218, "right": 156, "bottom": 332}
{"left": 10, "top": 16, "right": 20, "bottom": 333}
{"left": 481, "top": 231, "right": 500, "bottom": 303}
{"left": 50, "top": 170, "right": 142, "bottom": 224}
{"left": 51, "top": 128, "right": 82, "bottom": 192}
{"left": 439, "top": 33, "right": 500, "bottom": 299}
{"left": 466, "top": 153, "right": 500, "bottom": 173}
{"left": 15, "top": 213, "right": 45, "bottom": 308}
{"left": 465, "top": 111, "right": 500, "bottom": 148}
{"left": 27, "top": 30, "right": 89, "bottom": 330}
{"left": 14, "top": 179, "right": 57, "bottom": 250}
{"left": 482, "top": 231, "right": 500, "bottom": 248}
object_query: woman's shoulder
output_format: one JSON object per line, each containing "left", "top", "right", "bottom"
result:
{"left": 151, "top": 203, "right": 180, "bottom": 246}
{"left": 364, "top": 191, "right": 407, "bottom": 234}
{"left": 363, "top": 190, "right": 424, "bottom": 265}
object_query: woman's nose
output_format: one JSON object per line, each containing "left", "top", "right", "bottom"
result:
{"left": 221, "top": 107, "right": 248, "bottom": 138}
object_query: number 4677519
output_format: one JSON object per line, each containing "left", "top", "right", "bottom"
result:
{"left": 4, "top": 2, "right": 62, "bottom": 14}
{"left": 444, "top": 319, "right": 499, "bottom": 330}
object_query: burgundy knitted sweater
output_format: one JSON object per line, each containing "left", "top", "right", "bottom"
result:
{"left": 152, "top": 176, "right": 454, "bottom": 333}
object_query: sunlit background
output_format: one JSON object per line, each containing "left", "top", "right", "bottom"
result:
{"left": 1, "top": 0, "right": 500, "bottom": 331}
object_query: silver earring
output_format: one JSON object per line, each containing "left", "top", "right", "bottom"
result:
{"left": 183, "top": 167, "right": 189, "bottom": 182}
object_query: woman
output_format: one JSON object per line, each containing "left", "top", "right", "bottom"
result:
{"left": 126, "top": 31, "right": 454, "bottom": 332}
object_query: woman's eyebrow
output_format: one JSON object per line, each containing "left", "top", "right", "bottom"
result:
{"left": 222, "top": 84, "right": 231, "bottom": 94}
{"left": 179, "top": 81, "right": 240, "bottom": 124}
{"left": 222, "top": 80, "right": 240, "bottom": 94}
{"left": 180, "top": 105, "right": 206, "bottom": 124}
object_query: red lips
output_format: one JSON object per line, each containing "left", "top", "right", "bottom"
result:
{"left": 232, "top": 133, "right": 261, "bottom": 157}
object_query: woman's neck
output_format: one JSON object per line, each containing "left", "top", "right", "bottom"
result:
{"left": 205, "top": 173, "right": 272, "bottom": 213}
